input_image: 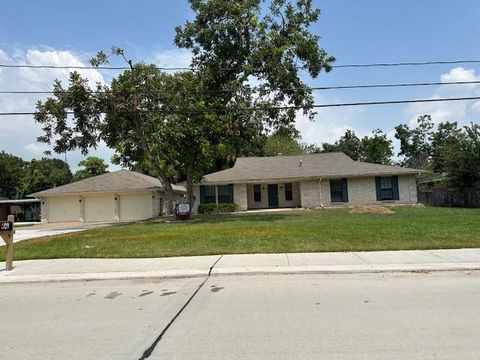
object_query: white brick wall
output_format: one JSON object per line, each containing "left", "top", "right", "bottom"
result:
{"left": 234, "top": 183, "right": 248, "bottom": 211}
{"left": 193, "top": 174, "right": 418, "bottom": 213}
{"left": 304, "top": 175, "right": 418, "bottom": 207}
{"left": 300, "top": 180, "right": 322, "bottom": 208}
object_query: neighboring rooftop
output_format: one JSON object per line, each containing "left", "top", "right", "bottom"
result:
{"left": 0, "top": 199, "right": 41, "bottom": 204}
{"left": 30, "top": 169, "right": 186, "bottom": 197}
{"left": 201, "top": 152, "right": 424, "bottom": 184}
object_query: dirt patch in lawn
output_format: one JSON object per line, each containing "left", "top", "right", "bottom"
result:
{"left": 349, "top": 206, "right": 395, "bottom": 214}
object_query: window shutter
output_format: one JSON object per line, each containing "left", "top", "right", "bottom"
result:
{"left": 228, "top": 184, "right": 234, "bottom": 203}
{"left": 342, "top": 178, "right": 349, "bottom": 202}
{"left": 392, "top": 176, "right": 400, "bottom": 200}
{"left": 200, "top": 185, "right": 206, "bottom": 204}
{"left": 375, "top": 177, "right": 382, "bottom": 201}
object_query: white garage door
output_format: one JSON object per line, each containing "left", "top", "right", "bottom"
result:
{"left": 84, "top": 195, "right": 116, "bottom": 222}
{"left": 47, "top": 196, "right": 80, "bottom": 223}
{"left": 119, "top": 193, "right": 152, "bottom": 221}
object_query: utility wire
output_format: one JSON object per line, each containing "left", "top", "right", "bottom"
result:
{"left": 2, "top": 59, "right": 480, "bottom": 71}
{"left": 1, "top": 79, "right": 480, "bottom": 95}
{"left": 1, "top": 96, "right": 480, "bottom": 116}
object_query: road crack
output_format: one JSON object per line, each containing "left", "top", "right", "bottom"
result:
{"left": 137, "top": 255, "right": 223, "bottom": 359}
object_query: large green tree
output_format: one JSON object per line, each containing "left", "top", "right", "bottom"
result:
{"left": 395, "top": 115, "right": 433, "bottom": 169}
{"left": 73, "top": 156, "right": 109, "bottom": 181}
{"left": 360, "top": 129, "right": 393, "bottom": 165}
{"left": 430, "top": 121, "right": 462, "bottom": 174}
{"left": 442, "top": 123, "right": 480, "bottom": 189}
{"left": 321, "top": 130, "right": 362, "bottom": 160}
{"left": 321, "top": 129, "right": 392, "bottom": 164}
{"left": 175, "top": 0, "right": 334, "bottom": 129}
{"left": 34, "top": 0, "right": 334, "bottom": 212}
{"left": 0, "top": 151, "right": 26, "bottom": 199}
{"left": 21, "top": 158, "right": 72, "bottom": 196}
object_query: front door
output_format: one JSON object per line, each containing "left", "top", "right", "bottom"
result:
{"left": 267, "top": 184, "right": 279, "bottom": 208}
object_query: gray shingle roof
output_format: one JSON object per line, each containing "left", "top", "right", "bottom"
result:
{"left": 201, "top": 152, "right": 424, "bottom": 184}
{"left": 31, "top": 169, "right": 186, "bottom": 197}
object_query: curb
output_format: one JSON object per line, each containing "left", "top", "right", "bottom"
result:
{"left": 1, "top": 263, "right": 479, "bottom": 284}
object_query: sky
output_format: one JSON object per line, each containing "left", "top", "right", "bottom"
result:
{"left": 1, "top": 0, "right": 480, "bottom": 170}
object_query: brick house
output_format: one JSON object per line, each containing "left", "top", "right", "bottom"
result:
{"left": 192, "top": 152, "right": 424, "bottom": 213}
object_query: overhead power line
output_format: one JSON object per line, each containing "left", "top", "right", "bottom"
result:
{"left": 1, "top": 96, "right": 480, "bottom": 116}
{"left": 1, "top": 80, "right": 480, "bottom": 96}
{"left": 2, "top": 59, "right": 480, "bottom": 72}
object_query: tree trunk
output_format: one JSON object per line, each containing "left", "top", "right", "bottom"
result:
{"left": 128, "top": 61, "right": 177, "bottom": 216}
{"left": 157, "top": 173, "right": 176, "bottom": 216}
{"left": 186, "top": 170, "right": 195, "bottom": 210}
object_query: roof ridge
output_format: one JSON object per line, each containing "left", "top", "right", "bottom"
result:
{"left": 236, "top": 152, "right": 347, "bottom": 160}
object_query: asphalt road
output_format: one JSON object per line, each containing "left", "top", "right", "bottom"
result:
{"left": 1, "top": 272, "right": 479, "bottom": 359}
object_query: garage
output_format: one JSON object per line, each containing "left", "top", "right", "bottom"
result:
{"left": 119, "top": 193, "right": 152, "bottom": 221}
{"left": 31, "top": 169, "right": 186, "bottom": 223}
{"left": 84, "top": 195, "right": 116, "bottom": 222}
{"left": 47, "top": 196, "right": 80, "bottom": 223}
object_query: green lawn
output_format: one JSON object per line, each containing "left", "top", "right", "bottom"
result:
{"left": 2, "top": 207, "right": 480, "bottom": 261}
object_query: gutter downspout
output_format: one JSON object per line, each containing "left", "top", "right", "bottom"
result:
{"left": 318, "top": 178, "right": 324, "bottom": 209}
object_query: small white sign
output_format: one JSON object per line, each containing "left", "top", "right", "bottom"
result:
{"left": 177, "top": 204, "right": 190, "bottom": 214}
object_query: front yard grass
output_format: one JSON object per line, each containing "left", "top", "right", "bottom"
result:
{"left": 2, "top": 207, "right": 480, "bottom": 261}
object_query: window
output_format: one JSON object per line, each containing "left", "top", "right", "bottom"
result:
{"left": 330, "top": 179, "right": 348, "bottom": 203}
{"left": 285, "top": 183, "right": 293, "bottom": 201}
{"left": 375, "top": 176, "right": 399, "bottom": 201}
{"left": 201, "top": 185, "right": 216, "bottom": 204}
{"left": 380, "top": 177, "right": 394, "bottom": 200}
{"left": 253, "top": 184, "right": 262, "bottom": 202}
{"left": 218, "top": 185, "right": 233, "bottom": 203}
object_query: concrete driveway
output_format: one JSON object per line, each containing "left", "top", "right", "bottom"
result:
{"left": 12, "top": 222, "right": 122, "bottom": 243}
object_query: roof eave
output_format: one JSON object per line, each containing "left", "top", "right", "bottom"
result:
{"left": 199, "top": 170, "right": 424, "bottom": 185}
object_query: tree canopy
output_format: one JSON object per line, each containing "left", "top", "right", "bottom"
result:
{"left": 0, "top": 152, "right": 72, "bottom": 199}
{"left": 321, "top": 129, "right": 393, "bottom": 164}
{"left": 73, "top": 156, "right": 109, "bottom": 181}
{"left": 395, "top": 114, "right": 433, "bottom": 169}
{"left": 34, "top": 0, "right": 335, "bottom": 211}
{"left": 0, "top": 151, "right": 26, "bottom": 199}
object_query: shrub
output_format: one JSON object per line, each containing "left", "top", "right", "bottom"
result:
{"left": 198, "top": 203, "right": 235, "bottom": 214}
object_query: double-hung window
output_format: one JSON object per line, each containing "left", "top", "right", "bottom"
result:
{"left": 330, "top": 179, "right": 349, "bottom": 203}
{"left": 375, "top": 176, "right": 399, "bottom": 201}
{"left": 201, "top": 185, "right": 216, "bottom": 204}
{"left": 217, "top": 185, "right": 233, "bottom": 203}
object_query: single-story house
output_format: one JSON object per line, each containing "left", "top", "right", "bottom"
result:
{"left": 31, "top": 170, "right": 186, "bottom": 223}
{"left": 192, "top": 152, "right": 424, "bottom": 213}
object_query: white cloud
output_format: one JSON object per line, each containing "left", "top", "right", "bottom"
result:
{"left": 0, "top": 48, "right": 116, "bottom": 170}
{"left": 151, "top": 49, "right": 192, "bottom": 70}
{"left": 24, "top": 142, "right": 49, "bottom": 155}
{"left": 441, "top": 67, "right": 478, "bottom": 83}
{"left": 20, "top": 49, "right": 104, "bottom": 86}
{"left": 0, "top": 49, "right": 9, "bottom": 61}
{"left": 405, "top": 67, "right": 480, "bottom": 127}
{"left": 471, "top": 100, "right": 480, "bottom": 115}
{"left": 296, "top": 93, "right": 366, "bottom": 145}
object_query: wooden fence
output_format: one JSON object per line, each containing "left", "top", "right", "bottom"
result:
{"left": 418, "top": 188, "right": 480, "bottom": 208}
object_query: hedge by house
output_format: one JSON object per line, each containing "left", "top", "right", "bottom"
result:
{"left": 198, "top": 203, "right": 235, "bottom": 214}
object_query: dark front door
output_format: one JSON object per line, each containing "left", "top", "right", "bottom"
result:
{"left": 267, "top": 184, "right": 279, "bottom": 208}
